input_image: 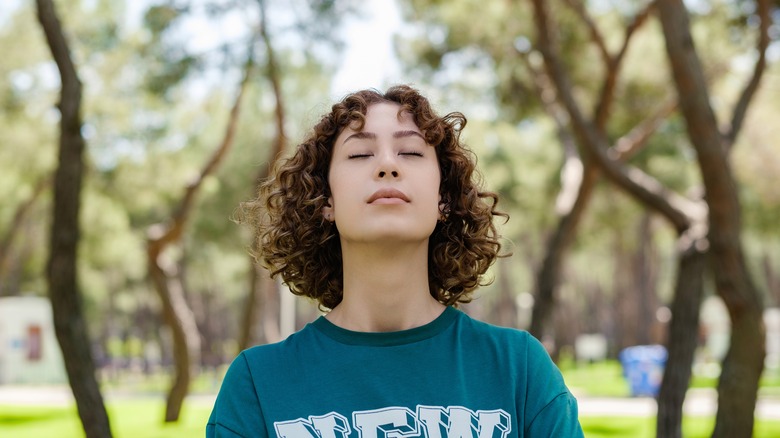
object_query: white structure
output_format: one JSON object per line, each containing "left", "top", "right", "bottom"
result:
{"left": 0, "top": 296, "right": 66, "bottom": 384}
{"left": 575, "top": 333, "right": 608, "bottom": 363}
{"left": 766, "top": 308, "right": 780, "bottom": 371}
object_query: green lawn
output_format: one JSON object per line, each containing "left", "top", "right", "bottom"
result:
{"left": 2, "top": 400, "right": 780, "bottom": 438}
{"left": 2, "top": 361, "right": 778, "bottom": 437}
{"left": 0, "top": 400, "right": 212, "bottom": 438}
{"left": 580, "top": 416, "right": 780, "bottom": 438}
{"left": 560, "top": 359, "right": 780, "bottom": 397}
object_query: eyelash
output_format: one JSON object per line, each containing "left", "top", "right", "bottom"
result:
{"left": 347, "top": 151, "right": 424, "bottom": 159}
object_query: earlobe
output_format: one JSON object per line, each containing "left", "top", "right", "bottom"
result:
{"left": 438, "top": 201, "right": 450, "bottom": 222}
{"left": 322, "top": 199, "right": 335, "bottom": 222}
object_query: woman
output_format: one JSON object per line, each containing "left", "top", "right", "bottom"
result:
{"left": 207, "top": 85, "right": 583, "bottom": 437}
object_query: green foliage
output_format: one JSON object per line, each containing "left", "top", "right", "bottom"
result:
{"left": 144, "top": 5, "right": 184, "bottom": 36}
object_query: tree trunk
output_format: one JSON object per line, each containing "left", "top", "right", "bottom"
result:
{"left": 0, "top": 174, "right": 51, "bottom": 293}
{"left": 656, "top": 238, "right": 707, "bottom": 438}
{"left": 613, "top": 221, "right": 637, "bottom": 350}
{"left": 633, "top": 213, "right": 660, "bottom": 346}
{"left": 492, "top": 257, "right": 518, "bottom": 328}
{"left": 147, "top": 44, "right": 255, "bottom": 422}
{"left": 35, "top": 0, "right": 112, "bottom": 436}
{"left": 530, "top": 162, "right": 598, "bottom": 341}
{"left": 656, "top": 1, "right": 767, "bottom": 435}
{"left": 147, "top": 251, "right": 200, "bottom": 422}
{"left": 237, "top": 0, "right": 288, "bottom": 351}
{"left": 262, "top": 273, "right": 282, "bottom": 344}
{"left": 522, "top": 3, "right": 669, "bottom": 342}
{"left": 238, "top": 262, "right": 265, "bottom": 349}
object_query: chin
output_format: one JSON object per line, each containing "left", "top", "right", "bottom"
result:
{"left": 345, "top": 227, "right": 438, "bottom": 244}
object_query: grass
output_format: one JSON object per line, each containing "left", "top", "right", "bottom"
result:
{"left": 2, "top": 362, "right": 778, "bottom": 437}
{"left": 561, "top": 360, "right": 631, "bottom": 397}
{"left": 580, "top": 416, "right": 780, "bottom": 438}
{"left": 0, "top": 400, "right": 213, "bottom": 438}
{"left": 560, "top": 359, "right": 780, "bottom": 397}
{"left": 2, "top": 401, "right": 780, "bottom": 438}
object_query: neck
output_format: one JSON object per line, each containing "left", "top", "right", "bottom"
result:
{"left": 326, "top": 240, "right": 445, "bottom": 332}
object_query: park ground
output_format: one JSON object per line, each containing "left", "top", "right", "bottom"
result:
{"left": 1, "top": 361, "right": 779, "bottom": 437}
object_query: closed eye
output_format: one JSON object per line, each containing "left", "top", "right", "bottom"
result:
{"left": 348, "top": 153, "right": 373, "bottom": 159}
{"left": 399, "top": 151, "right": 424, "bottom": 157}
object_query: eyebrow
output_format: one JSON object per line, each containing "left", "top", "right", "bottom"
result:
{"left": 343, "top": 130, "right": 425, "bottom": 144}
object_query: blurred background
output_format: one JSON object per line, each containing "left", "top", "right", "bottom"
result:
{"left": 0, "top": 0, "right": 779, "bottom": 437}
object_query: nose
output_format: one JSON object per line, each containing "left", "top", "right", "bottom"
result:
{"left": 378, "top": 170, "right": 399, "bottom": 178}
{"left": 376, "top": 150, "right": 400, "bottom": 179}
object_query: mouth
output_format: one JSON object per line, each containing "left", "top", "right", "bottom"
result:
{"left": 367, "top": 188, "right": 411, "bottom": 204}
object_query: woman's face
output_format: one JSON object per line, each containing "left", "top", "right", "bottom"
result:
{"left": 325, "top": 102, "right": 441, "bottom": 246}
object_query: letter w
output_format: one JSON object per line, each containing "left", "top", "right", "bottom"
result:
{"left": 417, "top": 406, "right": 511, "bottom": 438}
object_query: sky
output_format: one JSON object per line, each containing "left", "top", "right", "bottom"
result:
{"left": 125, "top": 0, "right": 404, "bottom": 100}
{"left": 328, "top": 0, "right": 404, "bottom": 98}
{"left": 0, "top": 0, "right": 404, "bottom": 98}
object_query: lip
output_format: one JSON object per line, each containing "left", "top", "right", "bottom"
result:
{"left": 367, "top": 188, "right": 410, "bottom": 204}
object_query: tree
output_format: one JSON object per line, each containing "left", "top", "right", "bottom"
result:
{"left": 528, "top": 0, "right": 772, "bottom": 435}
{"left": 35, "top": 0, "right": 112, "bottom": 436}
{"left": 238, "top": 0, "right": 288, "bottom": 351}
{"left": 400, "top": 0, "right": 775, "bottom": 435}
{"left": 656, "top": 1, "right": 771, "bottom": 435}
{"left": 146, "top": 43, "right": 256, "bottom": 421}
{"left": 0, "top": 174, "right": 51, "bottom": 292}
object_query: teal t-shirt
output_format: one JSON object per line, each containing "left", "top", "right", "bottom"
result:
{"left": 207, "top": 307, "right": 583, "bottom": 437}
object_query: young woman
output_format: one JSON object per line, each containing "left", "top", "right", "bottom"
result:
{"left": 207, "top": 85, "right": 583, "bottom": 437}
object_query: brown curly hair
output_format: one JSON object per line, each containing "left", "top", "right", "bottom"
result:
{"left": 240, "top": 85, "right": 507, "bottom": 310}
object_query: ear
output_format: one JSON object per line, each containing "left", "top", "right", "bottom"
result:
{"left": 322, "top": 198, "right": 335, "bottom": 222}
{"left": 438, "top": 197, "right": 450, "bottom": 222}
{"left": 438, "top": 193, "right": 449, "bottom": 214}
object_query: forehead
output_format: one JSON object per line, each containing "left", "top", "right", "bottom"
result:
{"left": 348, "top": 102, "right": 418, "bottom": 132}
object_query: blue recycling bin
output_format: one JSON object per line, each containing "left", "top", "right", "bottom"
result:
{"left": 619, "top": 345, "right": 667, "bottom": 397}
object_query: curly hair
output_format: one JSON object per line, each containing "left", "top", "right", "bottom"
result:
{"left": 240, "top": 85, "right": 507, "bottom": 310}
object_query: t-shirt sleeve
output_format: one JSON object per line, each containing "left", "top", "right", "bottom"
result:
{"left": 523, "top": 334, "right": 584, "bottom": 437}
{"left": 207, "top": 352, "right": 267, "bottom": 437}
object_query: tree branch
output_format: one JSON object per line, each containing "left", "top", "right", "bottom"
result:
{"left": 0, "top": 174, "right": 52, "bottom": 284}
{"left": 530, "top": 0, "right": 695, "bottom": 233}
{"left": 149, "top": 38, "right": 256, "bottom": 252}
{"left": 257, "top": 0, "right": 287, "bottom": 182}
{"left": 725, "top": 0, "right": 772, "bottom": 149}
{"left": 563, "top": 0, "right": 610, "bottom": 65}
{"left": 608, "top": 97, "right": 678, "bottom": 161}
{"left": 594, "top": 2, "right": 655, "bottom": 129}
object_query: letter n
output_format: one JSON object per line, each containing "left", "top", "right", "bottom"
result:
{"left": 275, "top": 412, "right": 351, "bottom": 438}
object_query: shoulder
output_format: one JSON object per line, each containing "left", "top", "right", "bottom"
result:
{"left": 454, "top": 309, "right": 538, "bottom": 350}
{"left": 241, "top": 327, "right": 307, "bottom": 361}
{"left": 238, "top": 322, "right": 322, "bottom": 374}
{"left": 453, "top": 310, "right": 565, "bottom": 386}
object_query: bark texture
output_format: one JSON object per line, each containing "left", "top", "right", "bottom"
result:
{"left": 526, "top": 3, "right": 713, "bottom": 435}
{"left": 656, "top": 1, "right": 768, "bottom": 436}
{"left": 656, "top": 239, "right": 707, "bottom": 438}
{"left": 36, "top": 0, "right": 112, "bottom": 436}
